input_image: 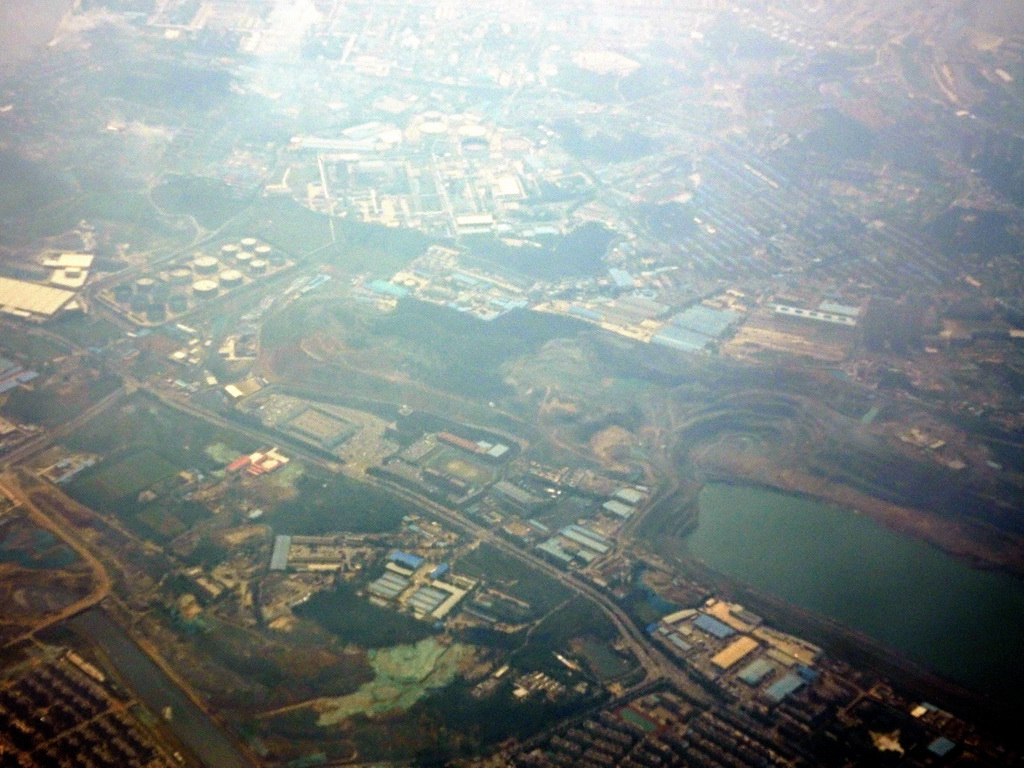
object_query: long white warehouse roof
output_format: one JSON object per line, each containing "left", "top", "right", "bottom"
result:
{"left": 0, "top": 277, "right": 76, "bottom": 317}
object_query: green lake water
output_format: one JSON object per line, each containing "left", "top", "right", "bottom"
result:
{"left": 687, "top": 483, "right": 1024, "bottom": 705}
{"left": 316, "top": 638, "right": 471, "bottom": 725}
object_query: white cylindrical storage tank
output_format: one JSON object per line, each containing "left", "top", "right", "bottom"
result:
{"left": 254, "top": 244, "right": 272, "bottom": 258}
{"left": 221, "top": 243, "right": 240, "bottom": 258}
{"left": 192, "top": 278, "right": 219, "bottom": 298}
{"left": 167, "top": 268, "right": 192, "bottom": 285}
{"left": 135, "top": 277, "right": 156, "bottom": 292}
{"left": 239, "top": 237, "right": 258, "bottom": 248}
{"left": 193, "top": 255, "right": 219, "bottom": 274}
{"left": 235, "top": 250, "right": 254, "bottom": 265}
{"left": 458, "top": 124, "right": 487, "bottom": 139}
{"left": 249, "top": 258, "right": 268, "bottom": 274}
{"left": 220, "top": 269, "right": 244, "bottom": 287}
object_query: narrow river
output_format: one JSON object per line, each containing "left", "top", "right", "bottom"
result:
{"left": 687, "top": 483, "right": 1024, "bottom": 706}
{"left": 70, "top": 609, "right": 252, "bottom": 768}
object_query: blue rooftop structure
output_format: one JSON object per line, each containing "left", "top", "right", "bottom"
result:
{"left": 818, "top": 301, "right": 860, "bottom": 318}
{"left": 693, "top": 614, "right": 736, "bottom": 640}
{"left": 670, "top": 305, "right": 738, "bottom": 338}
{"left": 737, "top": 658, "right": 775, "bottom": 686}
{"left": 269, "top": 536, "right": 291, "bottom": 571}
{"left": 651, "top": 325, "right": 713, "bottom": 353}
{"left": 367, "top": 280, "right": 409, "bottom": 298}
{"left": 429, "top": 563, "right": 450, "bottom": 580}
{"left": 667, "top": 634, "right": 692, "bottom": 653}
{"left": 389, "top": 550, "right": 425, "bottom": 569}
{"left": 367, "top": 572, "right": 409, "bottom": 599}
{"left": 568, "top": 305, "right": 602, "bottom": 321}
{"left": 565, "top": 524, "right": 611, "bottom": 546}
{"left": 796, "top": 664, "right": 819, "bottom": 682}
{"left": 927, "top": 737, "right": 956, "bottom": 757}
{"left": 765, "top": 673, "right": 805, "bottom": 703}
{"left": 537, "top": 539, "right": 573, "bottom": 565}
{"left": 608, "top": 268, "right": 634, "bottom": 288}
{"left": 559, "top": 527, "right": 610, "bottom": 554}
{"left": 602, "top": 499, "right": 635, "bottom": 518}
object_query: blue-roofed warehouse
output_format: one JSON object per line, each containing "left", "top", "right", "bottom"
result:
{"left": 429, "top": 563, "right": 450, "bottom": 579}
{"left": 667, "top": 634, "right": 692, "bottom": 653}
{"left": 559, "top": 527, "right": 609, "bottom": 554}
{"left": 269, "top": 536, "right": 291, "bottom": 571}
{"left": 651, "top": 325, "right": 713, "bottom": 353}
{"left": 693, "top": 614, "right": 736, "bottom": 640}
{"left": 608, "top": 268, "right": 634, "bottom": 288}
{"left": 367, "top": 280, "right": 410, "bottom": 298}
{"left": 764, "top": 673, "right": 805, "bottom": 703}
{"left": 389, "top": 550, "right": 425, "bottom": 570}
{"left": 927, "top": 737, "right": 957, "bottom": 758}
{"left": 537, "top": 539, "right": 573, "bottom": 566}
{"left": 368, "top": 572, "right": 410, "bottom": 600}
{"left": 737, "top": 658, "right": 775, "bottom": 686}
{"left": 671, "top": 305, "right": 739, "bottom": 338}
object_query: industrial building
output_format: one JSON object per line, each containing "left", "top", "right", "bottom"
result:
{"left": 763, "top": 672, "right": 805, "bottom": 703}
{"left": 602, "top": 499, "right": 635, "bottom": 518}
{"left": 0, "top": 276, "right": 78, "bottom": 321}
{"left": 693, "top": 613, "right": 736, "bottom": 640}
{"left": 770, "top": 303, "right": 858, "bottom": 326}
{"left": 614, "top": 487, "right": 646, "bottom": 505}
{"left": 711, "top": 636, "right": 759, "bottom": 670}
{"left": 652, "top": 304, "right": 740, "bottom": 353}
{"left": 226, "top": 447, "right": 290, "bottom": 476}
{"left": 737, "top": 658, "right": 776, "bottom": 686}
{"left": 389, "top": 550, "right": 425, "bottom": 570}
{"left": 0, "top": 357, "right": 37, "bottom": 394}
{"left": 368, "top": 571, "right": 410, "bottom": 600}
{"left": 363, "top": 551, "right": 471, "bottom": 621}
{"left": 437, "top": 431, "right": 511, "bottom": 459}
{"left": 103, "top": 236, "right": 293, "bottom": 325}
{"left": 536, "top": 538, "right": 574, "bottom": 567}
{"left": 492, "top": 480, "right": 543, "bottom": 510}
{"left": 649, "top": 598, "right": 821, "bottom": 708}
{"left": 45, "top": 252, "right": 94, "bottom": 289}
{"left": 558, "top": 524, "right": 611, "bottom": 555}
{"left": 270, "top": 536, "right": 292, "bottom": 571}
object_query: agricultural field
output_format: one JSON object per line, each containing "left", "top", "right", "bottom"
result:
{"left": 62, "top": 397, "right": 257, "bottom": 541}
{"left": 76, "top": 449, "right": 179, "bottom": 500}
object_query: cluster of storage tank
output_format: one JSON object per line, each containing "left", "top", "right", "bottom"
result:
{"left": 115, "top": 237, "right": 277, "bottom": 320}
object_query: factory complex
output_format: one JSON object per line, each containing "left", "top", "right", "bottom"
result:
{"left": 365, "top": 550, "right": 474, "bottom": 621}
{"left": 100, "top": 237, "right": 294, "bottom": 325}
{"left": 649, "top": 598, "right": 823, "bottom": 711}
{"left": 0, "top": 276, "right": 81, "bottom": 322}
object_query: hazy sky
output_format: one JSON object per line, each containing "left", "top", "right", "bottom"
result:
{"left": 0, "top": 0, "right": 73, "bottom": 67}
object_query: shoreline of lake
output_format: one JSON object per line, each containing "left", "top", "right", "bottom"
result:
{"left": 685, "top": 482, "right": 1024, "bottom": 708}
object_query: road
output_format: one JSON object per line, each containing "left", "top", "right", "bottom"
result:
{"left": 375, "top": 478, "right": 712, "bottom": 704}
{"left": 0, "top": 383, "right": 130, "bottom": 469}
{"left": 1, "top": 360, "right": 710, "bottom": 711}
{"left": 141, "top": 382, "right": 712, "bottom": 704}
{"left": 0, "top": 472, "right": 112, "bottom": 649}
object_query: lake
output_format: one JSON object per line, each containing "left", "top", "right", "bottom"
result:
{"left": 687, "top": 483, "right": 1024, "bottom": 705}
